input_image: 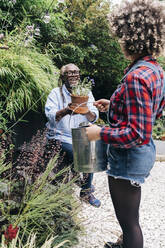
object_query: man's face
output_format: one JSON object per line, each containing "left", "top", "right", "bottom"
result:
{"left": 64, "top": 64, "right": 80, "bottom": 89}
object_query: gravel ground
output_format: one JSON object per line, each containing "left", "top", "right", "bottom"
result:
{"left": 73, "top": 161, "right": 165, "bottom": 248}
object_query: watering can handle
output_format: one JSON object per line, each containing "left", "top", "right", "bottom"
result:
{"left": 69, "top": 101, "right": 94, "bottom": 129}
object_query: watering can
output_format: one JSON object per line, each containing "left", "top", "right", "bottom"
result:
{"left": 70, "top": 102, "right": 108, "bottom": 173}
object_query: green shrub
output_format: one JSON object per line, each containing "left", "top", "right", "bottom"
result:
{"left": 0, "top": 0, "right": 68, "bottom": 50}
{"left": 50, "top": 0, "right": 128, "bottom": 101}
{"left": 0, "top": 155, "right": 81, "bottom": 247}
{"left": 0, "top": 35, "right": 58, "bottom": 122}
{"left": 0, "top": 0, "right": 128, "bottom": 104}
{"left": 158, "top": 56, "right": 165, "bottom": 70}
{"left": 153, "top": 117, "right": 165, "bottom": 140}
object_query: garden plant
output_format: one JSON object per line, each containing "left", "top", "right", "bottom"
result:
{"left": 0, "top": 0, "right": 164, "bottom": 247}
{"left": 0, "top": 129, "right": 81, "bottom": 247}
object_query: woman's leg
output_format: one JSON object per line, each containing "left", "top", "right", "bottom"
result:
{"left": 108, "top": 176, "right": 143, "bottom": 248}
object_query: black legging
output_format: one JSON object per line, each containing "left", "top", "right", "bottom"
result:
{"left": 108, "top": 176, "right": 143, "bottom": 248}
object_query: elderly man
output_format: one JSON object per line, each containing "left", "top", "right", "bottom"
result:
{"left": 45, "top": 63, "right": 101, "bottom": 207}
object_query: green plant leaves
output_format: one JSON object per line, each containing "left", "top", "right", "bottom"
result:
{"left": 0, "top": 46, "right": 58, "bottom": 121}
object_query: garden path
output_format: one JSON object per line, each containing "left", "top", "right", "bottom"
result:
{"left": 154, "top": 140, "right": 165, "bottom": 155}
{"left": 73, "top": 161, "right": 165, "bottom": 248}
{"left": 155, "top": 140, "right": 165, "bottom": 162}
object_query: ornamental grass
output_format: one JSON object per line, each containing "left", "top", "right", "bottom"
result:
{"left": 1, "top": 232, "right": 70, "bottom": 248}
{"left": 0, "top": 129, "right": 81, "bottom": 247}
{"left": 0, "top": 33, "right": 59, "bottom": 122}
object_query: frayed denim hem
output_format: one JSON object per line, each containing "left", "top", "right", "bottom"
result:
{"left": 106, "top": 171, "right": 144, "bottom": 187}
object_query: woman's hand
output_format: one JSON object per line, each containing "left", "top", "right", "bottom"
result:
{"left": 86, "top": 124, "right": 101, "bottom": 141}
{"left": 93, "top": 99, "right": 110, "bottom": 112}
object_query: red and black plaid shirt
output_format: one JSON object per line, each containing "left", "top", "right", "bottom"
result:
{"left": 100, "top": 56, "right": 165, "bottom": 148}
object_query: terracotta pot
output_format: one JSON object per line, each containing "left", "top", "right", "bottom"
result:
{"left": 70, "top": 95, "right": 89, "bottom": 114}
{"left": 161, "top": 135, "right": 165, "bottom": 141}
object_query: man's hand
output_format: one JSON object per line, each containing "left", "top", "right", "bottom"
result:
{"left": 93, "top": 99, "right": 110, "bottom": 112}
{"left": 86, "top": 124, "right": 101, "bottom": 141}
{"left": 56, "top": 105, "right": 76, "bottom": 121}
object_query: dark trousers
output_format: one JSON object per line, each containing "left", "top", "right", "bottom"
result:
{"left": 61, "top": 142, "right": 93, "bottom": 190}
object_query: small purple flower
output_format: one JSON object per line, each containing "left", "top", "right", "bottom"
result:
{"left": 43, "top": 13, "right": 51, "bottom": 24}
{"left": 26, "top": 25, "right": 34, "bottom": 31}
{"left": 91, "top": 79, "right": 95, "bottom": 86}
{"left": 90, "top": 44, "right": 98, "bottom": 51}
{"left": 0, "top": 33, "right": 4, "bottom": 40}
{"left": 8, "top": 0, "right": 17, "bottom": 5}
{"left": 34, "top": 27, "right": 40, "bottom": 36}
{"left": 54, "top": 71, "right": 59, "bottom": 75}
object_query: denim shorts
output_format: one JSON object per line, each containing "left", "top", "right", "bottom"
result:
{"left": 107, "top": 138, "right": 156, "bottom": 186}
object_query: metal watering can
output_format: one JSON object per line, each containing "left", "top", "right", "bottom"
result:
{"left": 70, "top": 102, "right": 108, "bottom": 173}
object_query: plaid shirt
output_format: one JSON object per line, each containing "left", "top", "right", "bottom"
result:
{"left": 100, "top": 56, "right": 165, "bottom": 148}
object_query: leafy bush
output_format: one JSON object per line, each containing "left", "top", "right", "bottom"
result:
{"left": 0, "top": 35, "right": 58, "bottom": 125}
{"left": 158, "top": 56, "right": 165, "bottom": 70}
{"left": 0, "top": 0, "right": 128, "bottom": 102}
{"left": 0, "top": 129, "right": 81, "bottom": 247}
{"left": 153, "top": 117, "right": 165, "bottom": 140}
{"left": 153, "top": 56, "right": 165, "bottom": 140}
{"left": 49, "top": 0, "right": 128, "bottom": 101}
{"left": 0, "top": 0, "right": 68, "bottom": 49}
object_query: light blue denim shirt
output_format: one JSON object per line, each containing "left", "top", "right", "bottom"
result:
{"left": 45, "top": 84, "right": 99, "bottom": 144}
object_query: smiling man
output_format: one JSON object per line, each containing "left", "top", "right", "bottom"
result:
{"left": 45, "top": 63, "right": 101, "bottom": 208}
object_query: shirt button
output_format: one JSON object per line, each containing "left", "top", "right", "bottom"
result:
{"left": 139, "top": 140, "right": 142, "bottom": 144}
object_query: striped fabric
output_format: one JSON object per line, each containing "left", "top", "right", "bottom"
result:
{"left": 100, "top": 56, "right": 165, "bottom": 148}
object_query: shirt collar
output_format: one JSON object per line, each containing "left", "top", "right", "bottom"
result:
{"left": 124, "top": 55, "right": 156, "bottom": 74}
{"left": 63, "top": 84, "right": 71, "bottom": 96}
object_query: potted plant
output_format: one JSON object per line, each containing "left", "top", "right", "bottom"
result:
{"left": 69, "top": 77, "right": 95, "bottom": 114}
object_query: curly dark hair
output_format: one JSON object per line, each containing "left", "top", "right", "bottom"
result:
{"left": 109, "top": 0, "right": 165, "bottom": 57}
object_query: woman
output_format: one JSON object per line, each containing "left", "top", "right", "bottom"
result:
{"left": 86, "top": 0, "right": 165, "bottom": 247}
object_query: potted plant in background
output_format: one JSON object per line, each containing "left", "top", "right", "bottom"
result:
{"left": 69, "top": 77, "right": 95, "bottom": 114}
